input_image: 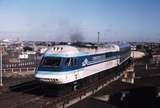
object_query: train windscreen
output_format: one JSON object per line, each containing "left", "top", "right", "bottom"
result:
{"left": 40, "top": 57, "right": 61, "bottom": 67}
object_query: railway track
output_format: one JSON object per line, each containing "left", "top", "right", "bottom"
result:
{"left": 0, "top": 62, "right": 131, "bottom": 108}
{"left": 0, "top": 78, "right": 74, "bottom": 108}
{"left": 0, "top": 80, "right": 45, "bottom": 108}
{"left": 0, "top": 72, "right": 122, "bottom": 108}
{"left": 0, "top": 56, "right": 159, "bottom": 108}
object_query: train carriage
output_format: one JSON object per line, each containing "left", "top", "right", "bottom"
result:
{"left": 35, "top": 43, "right": 131, "bottom": 84}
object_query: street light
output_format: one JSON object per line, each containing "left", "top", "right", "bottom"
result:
{"left": 0, "top": 48, "right": 3, "bottom": 86}
{"left": 97, "top": 32, "right": 100, "bottom": 44}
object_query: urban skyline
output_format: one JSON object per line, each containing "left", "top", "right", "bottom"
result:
{"left": 0, "top": 0, "right": 160, "bottom": 42}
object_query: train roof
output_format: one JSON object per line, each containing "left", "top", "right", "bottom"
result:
{"left": 44, "top": 43, "right": 130, "bottom": 57}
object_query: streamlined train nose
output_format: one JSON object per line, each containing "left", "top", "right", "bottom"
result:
{"left": 35, "top": 73, "right": 62, "bottom": 84}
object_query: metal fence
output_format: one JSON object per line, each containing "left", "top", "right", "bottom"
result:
{"left": 1, "top": 67, "right": 36, "bottom": 73}
{"left": 2, "top": 61, "right": 37, "bottom": 69}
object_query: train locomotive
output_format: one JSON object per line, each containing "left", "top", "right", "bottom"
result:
{"left": 35, "top": 43, "right": 131, "bottom": 85}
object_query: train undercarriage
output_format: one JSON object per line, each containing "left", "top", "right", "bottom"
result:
{"left": 39, "top": 58, "right": 132, "bottom": 96}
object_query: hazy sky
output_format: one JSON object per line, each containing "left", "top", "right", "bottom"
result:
{"left": 0, "top": 0, "right": 160, "bottom": 42}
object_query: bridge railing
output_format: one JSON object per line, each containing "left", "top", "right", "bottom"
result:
{"left": 0, "top": 67, "right": 36, "bottom": 73}
{"left": 46, "top": 62, "right": 131, "bottom": 108}
{"left": 2, "top": 60, "right": 40, "bottom": 69}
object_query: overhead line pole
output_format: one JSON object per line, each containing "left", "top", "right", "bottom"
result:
{"left": 0, "top": 48, "right": 3, "bottom": 86}
{"left": 97, "top": 32, "right": 100, "bottom": 44}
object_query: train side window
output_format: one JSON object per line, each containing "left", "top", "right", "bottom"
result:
{"left": 65, "top": 58, "right": 77, "bottom": 67}
{"left": 65, "top": 58, "right": 71, "bottom": 66}
{"left": 70, "top": 58, "right": 74, "bottom": 66}
{"left": 74, "top": 58, "right": 78, "bottom": 66}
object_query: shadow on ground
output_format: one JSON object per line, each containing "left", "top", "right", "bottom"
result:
{"left": 108, "top": 86, "right": 160, "bottom": 108}
{"left": 9, "top": 81, "right": 74, "bottom": 97}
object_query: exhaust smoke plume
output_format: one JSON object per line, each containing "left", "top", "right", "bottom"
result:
{"left": 70, "top": 30, "right": 84, "bottom": 42}
{"left": 69, "top": 25, "right": 85, "bottom": 42}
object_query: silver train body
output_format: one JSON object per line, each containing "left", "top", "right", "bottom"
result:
{"left": 35, "top": 43, "right": 131, "bottom": 84}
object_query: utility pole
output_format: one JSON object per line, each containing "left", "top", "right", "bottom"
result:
{"left": 97, "top": 32, "right": 100, "bottom": 44}
{"left": 0, "top": 47, "right": 3, "bottom": 86}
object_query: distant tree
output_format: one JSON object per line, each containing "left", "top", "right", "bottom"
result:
{"left": 136, "top": 45, "right": 143, "bottom": 50}
{"left": 144, "top": 46, "right": 152, "bottom": 56}
{"left": 23, "top": 46, "right": 33, "bottom": 52}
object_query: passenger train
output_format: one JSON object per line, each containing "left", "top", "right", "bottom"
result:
{"left": 35, "top": 43, "right": 131, "bottom": 84}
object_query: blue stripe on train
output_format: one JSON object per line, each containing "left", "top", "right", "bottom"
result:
{"left": 37, "top": 56, "right": 119, "bottom": 72}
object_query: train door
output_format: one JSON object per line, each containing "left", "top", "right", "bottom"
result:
{"left": 72, "top": 58, "right": 79, "bottom": 81}
{"left": 78, "top": 57, "right": 87, "bottom": 79}
{"left": 64, "top": 58, "right": 80, "bottom": 80}
{"left": 70, "top": 57, "right": 80, "bottom": 91}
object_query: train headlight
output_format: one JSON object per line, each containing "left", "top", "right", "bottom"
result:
{"left": 39, "top": 78, "right": 59, "bottom": 83}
